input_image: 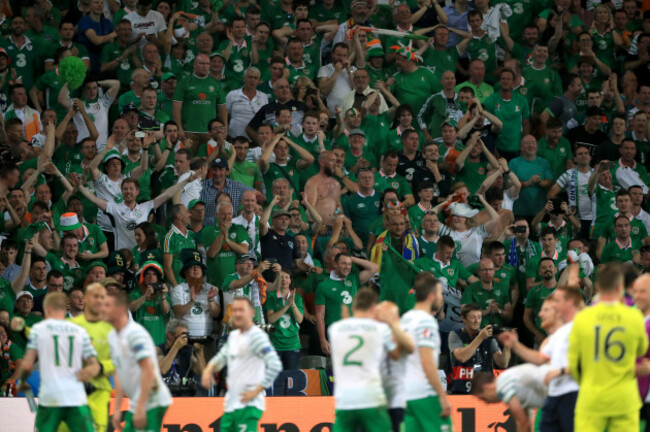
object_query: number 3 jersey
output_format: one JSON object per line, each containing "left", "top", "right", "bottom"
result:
{"left": 26, "top": 319, "right": 97, "bottom": 407}
{"left": 569, "top": 301, "right": 649, "bottom": 416}
{"left": 329, "top": 317, "right": 396, "bottom": 410}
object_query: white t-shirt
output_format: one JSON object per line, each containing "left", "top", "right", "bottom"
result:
{"left": 94, "top": 173, "right": 124, "bottom": 232}
{"left": 541, "top": 322, "right": 579, "bottom": 397}
{"left": 329, "top": 317, "right": 396, "bottom": 410}
{"left": 169, "top": 282, "right": 220, "bottom": 337}
{"left": 382, "top": 354, "right": 407, "bottom": 409}
{"left": 208, "top": 326, "right": 282, "bottom": 412}
{"left": 125, "top": 10, "right": 166, "bottom": 49}
{"left": 439, "top": 224, "right": 490, "bottom": 267}
{"left": 26, "top": 319, "right": 96, "bottom": 407}
{"left": 105, "top": 200, "right": 155, "bottom": 250}
{"left": 108, "top": 321, "right": 172, "bottom": 411}
{"left": 74, "top": 93, "right": 114, "bottom": 150}
{"left": 178, "top": 170, "right": 202, "bottom": 207}
{"left": 317, "top": 63, "right": 356, "bottom": 116}
{"left": 225, "top": 89, "right": 268, "bottom": 139}
{"left": 402, "top": 309, "right": 441, "bottom": 401}
{"left": 496, "top": 363, "right": 549, "bottom": 409}
{"left": 555, "top": 168, "right": 594, "bottom": 219}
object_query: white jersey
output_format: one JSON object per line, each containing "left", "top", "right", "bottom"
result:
{"left": 26, "top": 319, "right": 96, "bottom": 407}
{"left": 208, "top": 326, "right": 281, "bottom": 412}
{"left": 556, "top": 168, "right": 594, "bottom": 219}
{"left": 496, "top": 364, "right": 550, "bottom": 409}
{"left": 329, "top": 317, "right": 396, "bottom": 410}
{"left": 169, "top": 282, "right": 220, "bottom": 337}
{"left": 178, "top": 170, "right": 203, "bottom": 208}
{"left": 94, "top": 173, "right": 125, "bottom": 232}
{"left": 402, "top": 309, "right": 441, "bottom": 401}
{"left": 439, "top": 224, "right": 490, "bottom": 267}
{"left": 381, "top": 355, "right": 407, "bottom": 409}
{"left": 541, "top": 322, "right": 579, "bottom": 397}
{"left": 125, "top": 10, "right": 166, "bottom": 49}
{"left": 74, "top": 93, "right": 113, "bottom": 149}
{"left": 108, "top": 321, "right": 172, "bottom": 412}
{"left": 105, "top": 200, "right": 155, "bottom": 250}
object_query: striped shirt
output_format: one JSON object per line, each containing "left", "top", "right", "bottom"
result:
{"left": 200, "top": 178, "right": 254, "bottom": 226}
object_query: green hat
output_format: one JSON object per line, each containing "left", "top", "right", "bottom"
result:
{"left": 162, "top": 72, "right": 176, "bottom": 81}
{"left": 107, "top": 251, "right": 127, "bottom": 275}
{"left": 139, "top": 250, "right": 163, "bottom": 267}
{"left": 188, "top": 199, "right": 205, "bottom": 210}
{"left": 102, "top": 149, "right": 125, "bottom": 171}
{"left": 366, "top": 40, "right": 384, "bottom": 59}
{"left": 210, "top": 50, "right": 226, "bottom": 59}
{"left": 441, "top": 117, "right": 458, "bottom": 129}
{"left": 85, "top": 260, "right": 108, "bottom": 274}
{"left": 59, "top": 212, "right": 82, "bottom": 231}
{"left": 180, "top": 249, "right": 205, "bottom": 278}
{"left": 137, "top": 260, "right": 163, "bottom": 285}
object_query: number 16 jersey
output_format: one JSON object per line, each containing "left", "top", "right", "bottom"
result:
{"left": 329, "top": 317, "right": 396, "bottom": 410}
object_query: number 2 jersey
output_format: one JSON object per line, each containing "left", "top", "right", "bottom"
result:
{"left": 329, "top": 317, "right": 396, "bottom": 410}
{"left": 26, "top": 318, "right": 97, "bottom": 407}
{"left": 569, "top": 301, "right": 649, "bottom": 416}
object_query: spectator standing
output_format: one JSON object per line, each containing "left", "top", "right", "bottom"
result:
{"left": 509, "top": 136, "right": 553, "bottom": 218}
{"left": 129, "top": 261, "right": 170, "bottom": 345}
{"left": 77, "top": 0, "right": 117, "bottom": 73}
{"left": 226, "top": 67, "right": 268, "bottom": 140}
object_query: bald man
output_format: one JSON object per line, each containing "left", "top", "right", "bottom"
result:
{"left": 66, "top": 283, "right": 115, "bottom": 432}
{"left": 508, "top": 134, "right": 553, "bottom": 217}
{"left": 304, "top": 151, "right": 342, "bottom": 228}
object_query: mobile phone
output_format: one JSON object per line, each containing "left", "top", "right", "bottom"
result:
{"left": 135, "top": 131, "right": 146, "bottom": 139}
{"left": 512, "top": 226, "right": 527, "bottom": 234}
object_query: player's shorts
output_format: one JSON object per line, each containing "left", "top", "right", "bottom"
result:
{"left": 221, "top": 407, "right": 263, "bottom": 432}
{"left": 123, "top": 405, "right": 169, "bottom": 432}
{"left": 35, "top": 405, "right": 95, "bottom": 432}
{"left": 334, "top": 406, "right": 391, "bottom": 432}
{"left": 405, "top": 396, "right": 453, "bottom": 432}
{"left": 574, "top": 409, "right": 639, "bottom": 432}
{"left": 57, "top": 390, "right": 111, "bottom": 432}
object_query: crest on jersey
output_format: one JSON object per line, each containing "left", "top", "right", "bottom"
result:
{"left": 345, "top": 280, "right": 352, "bottom": 287}
{"left": 422, "top": 328, "right": 433, "bottom": 338}
{"left": 392, "top": 181, "right": 399, "bottom": 189}
{"left": 447, "top": 268, "right": 455, "bottom": 276}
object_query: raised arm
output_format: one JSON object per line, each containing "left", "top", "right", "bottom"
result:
{"left": 259, "top": 195, "right": 278, "bottom": 237}
{"left": 352, "top": 256, "right": 378, "bottom": 284}
{"left": 455, "top": 131, "right": 481, "bottom": 172}
{"left": 283, "top": 136, "right": 315, "bottom": 169}
{"left": 74, "top": 99, "right": 99, "bottom": 141}
{"left": 153, "top": 171, "right": 198, "bottom": 208}
{"left": 76, "top": 183, "right": 108, "bottom": 212}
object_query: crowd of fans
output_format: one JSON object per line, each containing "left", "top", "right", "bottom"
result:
{"left": 1, "top": 0, "right": 650, "bottom": 397}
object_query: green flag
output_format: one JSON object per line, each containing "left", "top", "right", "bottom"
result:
{"left": 380, "top": 245, "right": 421, "bottom": 314}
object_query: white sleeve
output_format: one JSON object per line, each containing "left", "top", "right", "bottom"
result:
{"left": 169, "top": 285, "right": 184, "bottom": 306}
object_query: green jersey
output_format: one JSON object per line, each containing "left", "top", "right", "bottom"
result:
{"left": 310, "top": 4, "right": 344, "bottom": 23}
{"left": 592, "top": 185, "right": 619, "bottom": 238}
{"left": 157, "top": 92, "right": 174, "bottom": 120}
{"left": 302, "top": 37, "right": 323, "bottom": 69}
{"left": 1, "top": 36, "right": 39, "bottom": 91}
{"left": 163, "top": 225, "right": 197, "bottom": 285}
{"left": 342, "top": 190, "right": 381, "bottom": 246}
{"left": 417, "top": 91, "right": 462, "bottom": 139}
{"left": 286, "top": 59, "right": 317, "bottom": 84}
{"left": 173, "top": 73, "right": 226, "bottom": 133}
{"left": 202, "top": 224, "right": 250, "bottom": 287}
{"left": 467, "top": 34, "right": 498, "bottom": 83}
{"left": 536, "top": 136, "right": 573, "bottom": 180}
{"left": 390, "top": 67, "right": 442, "bottom": 115}
{"left": 0, "top": 279, "right": 16, "bottom": 318}
{"left": 217, "top": 38, "right": 252, "bottom": 87}
{"left": 230, "top": 160, "right": 264, "bottom": 190}
{"left": 365, "top": 65, "right": 390, "bottom": 88}
{"left": 77, "top": 224, "right": 107, "bottom": 260}
{"left": 128, "top": 289, "right": 169, "bottom": 346}
{"left": 118, "top": 90, "right": 140, "bottom": 112}
{"left": 457, "top": 161, "right": 488, "bottom": 194}
{"left": 455, "top": 81, "right": 494, "bottom": 103}
{"left": 483, "top": 91, "right": 530, "bottom": 152}
{"left": 522, "top": 65, "right": 563, "bottom": 112}
{"left": 601, "top": 215, "right": 648, "bottom": 242}
{"left": 315, "top": 272, "right": 360, "bottom": 327}
{"left": 525, "top": 282, "right": 555, "bottom": 332}
{"left": 526, "top": 250, "right": 567, "bottom": 282}
{"left": 407, "top": 203, "right": 430, "bottom": 236}
{"left": 34, "top": 69, "right": 67, "bottom": 123}
{"left": 460, "top": 281, "right": 512, "bottom": 326}
{"left": 418, "top": 237, "right": 438, "bottom": 259}
{"left": 592, "top": 29, "right": 616, "bottom": 66}
{"left": 263, "top": 291, "right": 303, "bottom": 351}
{"left": 373, "top": 172, "right": 412, "bottom": 200}
{"left": 51, "top": 257, "right": 84, "bottom": 292}
{"left": 495, "top": 0, "right": 536, "bottom": 40}
{"left": 421, "top": 47, "right": 459, "bottom": 79}
{"left": 601, "top": 238, "right": 642, "bottom": 264}
{"left": 263, "top": 161, "right": 302, "bottom": 197}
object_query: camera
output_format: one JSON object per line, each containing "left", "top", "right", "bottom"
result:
{"left": 512, "top": 226, "right": 527, "bottom": 234}
{"left": 266, "top": 257, "right": 278, "bottom": 265}
{"left": 188, "top": 336, "right": 209, "bottom": 344}
{"left": 306, "top": 87, "right": 317, "bottom": 96}
{"left": 490, "top": 324, "right": 513, "bottom": 336}
{"left": 135, "top": 131, "right": 146, "bottom": 139}
{"left": 550, "top": 198, "right": 564, "bottom": 215}
{"left": 151, "top": 282, "right": 163, "bottom": 292}
{"left": 164, "top": 376, "right": 196, "bottom": 396}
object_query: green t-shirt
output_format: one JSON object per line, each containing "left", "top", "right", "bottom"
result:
{"left": 1, "top": 36, "right": 39, "bottom": 91}
{"left": 286, "top": 59, "right": 317, "bottom": 84}
{"left": 101, "top": 40, "right": 138, "bottom": 91}
{"left": 418, "top": 237, "right": 438, "bottom": 259}
{"left": 421, "top": 47, "right": 459, "bottom": 79}
{"left": 467, "top": 34, "right": 498, "bottom": 83}
{"left": 509, "top": 156, "right": 552, "bottom": 216}
{"left": 173, "top": 73, "right": 226, "bottom": 133}
{"left": 34, "top": 69, "right": 67, "bottom": 123}
{"left": 414, "top": 257, "right": 472, "bottom": 289}
{"left": 457, "top": 161, "right": 488, "bottom": 195}
{"left": 118, "top": 90, "right": 140, "bottom": 112}
{"left": 163, "top": 226, "right": 197, "bottom": 285}
{"left": 460, "top": 281, "right": 512, "bottom": 326}
{"left": 601, "top": 238, "right": 642, "bottom": 264}
{"left": 315, "top": 273, "right": 360, "bottom": 327}
{"left": 217, "top": 38, "right": 252, "bottom": 87}
{"left": 526, "top": 251, "right": 567, "bottom": 282}
{"left": 592, "top": 186, "right": 619, "bottom": 238}
{"left": 390, "top": 67, "right": 442, "bottom": 115}
{"left": 536, "top": 136, "right": 573, "bottom": 181}
{"left": 496, "top": 0, "right": 537, "bottom": 40}
{"left": 77, "top": 224, "right": 107, "bottom": 261}
{"left": 373, "top": 172, "right": 412, "bottom": 200}
{"left": 230, "top": 160, "right": 264, "bottom": 190}
{"left": 342, "top": 190, "right": 380, "bottom": 247}
{"left": 483, "top": 91, "right": 530, "bottom": 152}
{"left": 128, "top": 289, "right": 169, "bottom": 346}
{"left": 263, "top": 291, "right": 303, "bottom": 351}
{"left": 522, "top": 65, "right": 563, "bottom": 112}
{"left": 525, "top": 282, "right": 555, "bottom": 332}
{"left": 202, "top": 224, "right": 250, "bottom": 287}
{"left": 455, "top": 81, "right": 494, "bottom": 103}
{"left": 51, "top": 258, "right": 84, "bottom": 292}
{"left": 0, "top": 279, "right": 16, "bottom": 318}
{"left": 601, "top": 216, "right": 648, "bottom": 242}
{"left": 263, "top": 161, "right": 302, "bottom": 198}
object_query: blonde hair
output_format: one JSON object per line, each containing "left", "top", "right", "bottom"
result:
{"left": 43, "top": 292, "right": 68, "bottom": 311}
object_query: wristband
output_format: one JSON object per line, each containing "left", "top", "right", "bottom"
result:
{"left": 98, "top": 362, "right": 104, "bottom": 376}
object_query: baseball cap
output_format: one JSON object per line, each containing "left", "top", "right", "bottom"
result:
{"left": 162, "top": 72, "right": 176, "bottom": 81}
{"left": 211, "top": 157, "right": 228, "bottom": 169}
{"left": 59, "top": 212, "right": 82, "bottom": 231}
{"left": 271, "top": 209, "right": 291, "bottom": 219}
{"left": 235, "top": 253, "right": 257, "bottom": 265}
{"left": 210, "top": 51, "right": 226, "bottom": 59}
{"left": 188, "top": 199, "right": 205, "bottom": 210}
{"left": 16, "top": 291, "right": 33, "bottom": 301}
{"left": 441, "top": 118, "right": 458, "bottom": 129}
{"left": 349, "top": 128, "right": 365, "bottom": 137}
{"left": 120, "top": 102, "right": 139, "bottom": 115}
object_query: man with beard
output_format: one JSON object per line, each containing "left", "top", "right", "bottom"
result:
{"left": 333, "top": 0, "right": 370, "bottom": 45}
{"left": 0, "top": 16, "right": 37, "bottom": 92}
{"left": 52, "top": 234, "right": 83, "bottom": 292}
{"left": 304, "top": 151, "right": 341, "bottom": 228}
{"left": 170, "top": 249, "right": 221, "bottom": 339}
{"left": 524, "top": 257, "right": 558, "bottom": 345}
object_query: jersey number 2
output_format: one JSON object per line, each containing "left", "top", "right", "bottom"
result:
{"left": 594, "top": 326, "right": 626, "bottom": 362}
{"left": 343, "top": 335, "right": 364, "bottom": 367}
{"left": 53, "top": 335, "right": 74, "bottom": 367}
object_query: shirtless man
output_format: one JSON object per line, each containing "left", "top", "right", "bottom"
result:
{"left": 305, "top": 151, "right": 341, "bottom": 228}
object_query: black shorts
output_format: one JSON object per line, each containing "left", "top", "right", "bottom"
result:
{"left": 539, "top": 391, "right": 578, "bottom": 432}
